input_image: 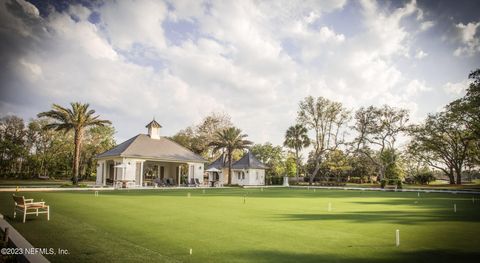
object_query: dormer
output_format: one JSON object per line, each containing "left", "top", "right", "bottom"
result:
{"left": 146, "top": 119, "right": 162, "bottom": 139}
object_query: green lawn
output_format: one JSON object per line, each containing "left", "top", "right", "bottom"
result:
{"left": 0, "top": 188, "right": 479, "bottom": 263}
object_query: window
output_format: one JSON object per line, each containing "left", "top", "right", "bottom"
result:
{"left": 242, "top": 172, "right": 245, "bottom": 180}
{"left": 237, "top": 173, "right": 241, "bottom": 180}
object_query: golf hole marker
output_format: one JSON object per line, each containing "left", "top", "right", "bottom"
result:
{"left": 189, "top": 248, "right": 192, "bottom": 255}
{"left": 328, "top": 202, "right": 332, "bottom": 212}
{"left": 396, "top": 229, "right": 400, "bottom": 247}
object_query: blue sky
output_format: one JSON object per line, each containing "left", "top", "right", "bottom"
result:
{"left": 0, "top": 0, "right": 479, "bottom": 145}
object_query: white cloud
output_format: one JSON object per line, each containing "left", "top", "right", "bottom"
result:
{"left": 0, "top": 0, "right": 464, "bottom": 145}
{"left": 453, "top": 21, "right": 480, "bottom": 57}
{"left": 443, "top": 79, "right": 471, "bottom": 95}
{"left": 414, "top": 49, "right": 428, "bottom": 59}
{"left": 420, "top": 20, "right": 434, "bottom": 31}
{"left": 100, "top": 0, "right": 168, "bottom": 50}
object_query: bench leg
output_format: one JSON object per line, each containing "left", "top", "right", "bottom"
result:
{"left": 47, "top": 206, "right": 50, "bottom": 221}
{"left": 23, "top": 210, "right": 26, "bottom": 223}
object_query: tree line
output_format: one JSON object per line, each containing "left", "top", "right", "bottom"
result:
{"left": 172, "top": 69, "right": 479, "bottom": 186}
{"left": 1, "top": 69, "right": 478, "bottom": 186}
{"left": 0, "top": 103, "right": 115, "bottom": 182}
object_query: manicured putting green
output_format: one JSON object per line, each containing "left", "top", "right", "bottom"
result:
{"left": 0, "top": 188, "right": 479, "bottom": 263}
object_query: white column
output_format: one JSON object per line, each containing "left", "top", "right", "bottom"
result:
{"left": 140, "top": 161, "right": 144, "bottom": 186}
{"left": 102, "top": 161, "right": 107, "bottom": 186}
{"left": 178, "top": 165, "right": 182, "bottom": 186}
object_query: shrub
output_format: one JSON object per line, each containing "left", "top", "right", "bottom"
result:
{"left": 396, "top": 180, "right": 403, "bottom": 189}
{"left": 413, "top": 171, "right": 435, "bottom": 185}
{"left": 380, "top": 180, "right": 387, "bottom": 189}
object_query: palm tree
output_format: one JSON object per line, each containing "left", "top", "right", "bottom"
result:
{"left": 209, "top": 127, "right": 252, "bottom": 185}
{"left": 38, "top": 103, "right": 111, "bottom": 184}
{"left": 283, "top": 124, "right": 310, "bottom": 183}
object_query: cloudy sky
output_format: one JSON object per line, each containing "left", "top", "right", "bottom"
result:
{"left": 1, "top": 0, "right": 479, "bottom": 145}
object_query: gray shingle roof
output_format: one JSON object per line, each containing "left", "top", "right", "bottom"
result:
{"left": 206, "top": 152, "right": 267, "bottom": 170}
{"left": 206, "top": 154, "right": 226, "bottom": 170}
{"left": 96, "top": 134, "right": 206, "bottom": 163}
{"left": 232, "top": 152, "right": 268, "bottom": 169}
{"left": 146, "top": 119, "right": 162, "bottom": 128}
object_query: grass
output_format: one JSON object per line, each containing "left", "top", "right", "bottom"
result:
{"left": 0, "top": 188, "right": 479, "bottom": 263}
{"left": 0, "top": 179, "right": 95, "bottom": 188}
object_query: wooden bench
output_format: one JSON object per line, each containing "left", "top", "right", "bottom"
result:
{"left": 12, "top": 195, "right": 50, "bottom": 223}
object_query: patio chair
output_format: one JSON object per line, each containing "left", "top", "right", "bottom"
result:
{"left": 161, "top": 178, "right": 168, "bottom": 187}
{"left": 195, "top": 178, "right": 202, "bottom": 187}
{"left": 12, "top": 195, "right": 50, "bottom": 223}
{"left": 189, "top": 178, "right": 197, "bottom": 187}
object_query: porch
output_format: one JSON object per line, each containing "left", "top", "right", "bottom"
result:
{"left": 96, "top": 158, "right": 206, "bottom": 188}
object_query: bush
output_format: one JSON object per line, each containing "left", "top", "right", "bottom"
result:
{"left": 396, "top": 180, "right": 403, "bottom": 189}
{"left": 413, "top": 171, "right": 435, "bottom": 185}
{"left": 380, "top": 180, "right": 387, "bottom": 189}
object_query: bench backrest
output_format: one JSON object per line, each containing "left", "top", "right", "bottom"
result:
{"left": 12, "top": 195, "right": 25, "bottom": 205}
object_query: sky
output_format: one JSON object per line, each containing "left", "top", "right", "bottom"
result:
{"left": 0, "top": 0, "right": 479, "bottom": 145}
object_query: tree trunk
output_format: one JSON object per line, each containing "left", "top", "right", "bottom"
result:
{"left": 72, "top": 129, "right": 83, "bottom": 185}
{"left": 447, "top": 167, "right": 455, "bottom": 184}
{"left": 455, "top": 167, "right": 462, "bottom": 185}
{"left": 227, "top": 152, "right": 232, "bottom": 185}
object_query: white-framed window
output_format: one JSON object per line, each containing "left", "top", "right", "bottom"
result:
{"left": 242, "top": 173, "right": 245, "bottom": 180}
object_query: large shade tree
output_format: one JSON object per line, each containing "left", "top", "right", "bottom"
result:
{"left": 297, "top": 96, "right": 350, "bottom": 185}
{"left": 352, "top": 105, "right": 409, "bottom": 181}
{"left": 38, "top": 103, "right": 111, "bottom": 184}
{"left": 209, "top": 127, "right": 252, "bottom": 184}
{"left": 283, "top": 124, "right": 310, "bottom": 182}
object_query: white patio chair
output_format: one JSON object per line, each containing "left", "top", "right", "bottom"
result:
{"left": 13, "top": 195, "right": 50, "bottom": 223}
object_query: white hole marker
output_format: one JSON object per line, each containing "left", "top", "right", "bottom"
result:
{"left": 189, "top": 248, "right": 192, "bottom": 255}
{"left": 396, "top": 229, "right": 400, "bottom": 247}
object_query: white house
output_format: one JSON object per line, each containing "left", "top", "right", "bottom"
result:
{"left": 206, "top": 152, "right": 267, "bottom": 186}
{"left": 95, "top": 120, "right": 207, "bottom": 188}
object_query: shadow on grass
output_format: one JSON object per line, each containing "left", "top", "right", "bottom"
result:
{"left": 277, "top": 210, "right": 480, "bottom": 224}
{"left": 230, "top": 249, "right": 480, "bottom": 263}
